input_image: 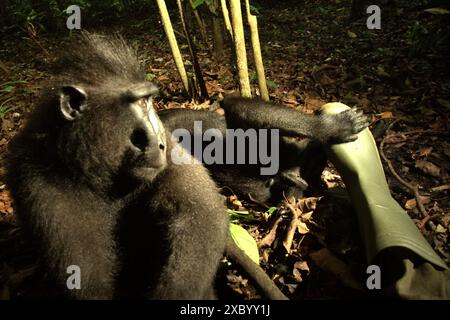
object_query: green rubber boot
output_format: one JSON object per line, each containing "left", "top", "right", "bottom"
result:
{"left": 320, "top": 102, "right": 450, "bottom": 299}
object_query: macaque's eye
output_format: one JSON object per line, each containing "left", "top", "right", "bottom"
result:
{"left": 135, "top": 96, "right": 152, "bottom": 110}
{"left": 136, "top": 97, "right": 146, "bottom": 108}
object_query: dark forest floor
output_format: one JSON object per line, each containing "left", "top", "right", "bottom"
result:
{"left": 0, "top": 0, "right": 449, "bottom": 299}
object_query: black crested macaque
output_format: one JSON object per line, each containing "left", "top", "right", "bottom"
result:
{"left": 159, "top": 97, "right": 368, "bottom": 202}
{"left": 6, "top": 33, "right": 288, "bottom": 300}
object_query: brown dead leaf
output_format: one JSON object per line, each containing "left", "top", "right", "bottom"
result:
{"left": 281, "top": 94, "right": 298, "bottom": 105}
{"left": 299, "top": 197, "right": 319, "bottom": 212}
{"left": 418, "top": 146, "right": 433, "bottom": 157}
{"left": 304, "top": 98, "right": 326, "bottom": 109}
{"left": 166, "top": 101, "right": 181, "bottom": 109}
{"left": 297, "top": 221, "right": 310, "bottom": 234}
{"left": 2, "top": 119, "right": 14, "bottom": 132}
{"left": 156, "top": 74, "right": 170, "bottom": 82}
{"left": 294, "top": 261, "right": 310, "bottom": 273}
{"left": 292, "top": 268, "right": 303, "bottom": 283}
{"left": 204, "top": 70, "right": 219, "bottom": 78}
{"left": 378, "top": 111, "right": 394, "bottom": 119}
{"left": 404, "top": 196, "right": 430, "bottom": 210}
{"left": 226, "top": 273, "right": 248, "bottom": 286}
{"left": 285, "top": 284, "right": 297, "bottom": 294}
{"left": 431, "top": 184, "right": 450, "bottom": 192}
{"left": 322, "top": 170, "right": 341, "bottom": 188}
{"left": 293, "top": 261, "right": 308, "bottom": 284}
{"left": 415, "top": 160, "right": 441, "bottom": 178}
{"left": 0, "top": 190, "right": 13, "bottom": 215}
{"left": 259, "top": 215, "right": 283, "bottom": 249}
{"left": 435, "top": 224, "right": 446, "bottom": 233}
{"left": 227, "top": 195, "right": 243, "bottom": 210}
{"left": 384, "top": 135, "right": 404, "bottom": 144}
{"left": 301, "top": 211, "right": 313, "bottom": 221}
{"left": 193, "top": 100, "right": 211, "bottom": 110}
{"left": 441, "top": 215, "right": 450, "bottom": 228}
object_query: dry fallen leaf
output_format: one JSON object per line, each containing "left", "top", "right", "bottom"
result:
{"left": 415, "top": 159, "right": 441, "bottom": 178}
{"left": 0, "top": 190, "right": 14, "bottom": 215}
{"left": 435, "top": 224, "right": 446, "bottom": 233}
{"left": 294, "top": 261, "right": 310, "bottom": 273}
{"left": 379, "top": 111, "right": 394, "bottom": 119}
{"left": 441, "top": 215, "right": 450, "bottom": 228}
{"left": 227, "top": 195, "right": 243, "bottom": 210}
{"left": 304, "top": 98, "right": 326, "bottom": 109}
{"left": 431, "top": 184, "right": 449, "bottom": 192}
{"left": 347, "top": 30, "right": 357, "bottom": 38}
{"left": 293, "top": 268, "right": 303, "bottom": 283}
{"left": 301, "top": 211, "right": 313, "bottom": 221}
{"left": 404, "top": 196, "right": 430, "bottom": 210}
{"left": 418, "top": 146, "right": 433, "bottom": 157}
{"left": 297, "top": 221, "right": 310, "bottom": 234}
{"left": 299, "top": 197, "right": 319, "bottom": 212}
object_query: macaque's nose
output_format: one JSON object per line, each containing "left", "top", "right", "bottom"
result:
{"left": 130, "top": 128, "right": 149, "bottom": 152}
{"left": 130, "top": 127, "right": 166, "bottom": 153}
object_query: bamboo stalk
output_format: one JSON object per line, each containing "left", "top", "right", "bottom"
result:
{"left": 156, "top": 0, "right": 190, "bottom": 95}
{"left": 245, "top": 0, "right": 269, "bottom": 101}
{"left": 229, "top": 0, "right": 251, "bottom": 97}
{"left": 220, "top": 0, "right": 233, "bottom": 41}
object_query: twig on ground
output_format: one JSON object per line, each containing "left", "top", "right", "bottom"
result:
{"left": 258, "top": 214, "right": 283, "bottom": 248}
{"left": 379, "top": 120, "right": 431, "bottom": 221}
{"left": 282, "top": 200, "right": 301, "bottom": 253}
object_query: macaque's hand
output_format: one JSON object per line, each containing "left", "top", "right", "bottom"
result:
{"left": 319, "top": 107, "right": 369, "bottom": 144}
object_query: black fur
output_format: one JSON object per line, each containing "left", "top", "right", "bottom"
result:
{"left": 159, "top": 97, "right": 368, "bottom": 203}
{"left": 6, "top": 33, "right": 228, "bottom": 299}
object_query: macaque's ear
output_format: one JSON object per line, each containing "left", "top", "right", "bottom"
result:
{"left": 59, "top": 86, "right": 88, "bottom": 121}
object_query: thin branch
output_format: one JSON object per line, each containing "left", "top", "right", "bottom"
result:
{"left": 379, "top": 120, "right": 428, "bottom": 219}
{"left": 282, "top": 200, "right": 300, "bottom": 253}
{"left": 258, "top": 214, "right": 283, "bottom": 249}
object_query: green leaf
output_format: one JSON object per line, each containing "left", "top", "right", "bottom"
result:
{"left": 146, "top": 72, "right": 156, "bottom": 81}
{"left": 266, "top": 80, "right": 277, "bottom": 90}
{"left": 250, "top": 5, "right": 260, "bottom": 15}
{"left": 265, "top": 207, "right": 278, "bottom": 215}
{"left": 424, "top": 8, "right": 450, "bottom": 15}
{"left": 228, "top": 209, "right": 258, "bottom": 222}
{"left": 227, "top": 209, "right": 249, "bottom": 215}
{"left": 191, "top": 0, "right": 206, "bottom": 9}
{"left": 229, "top": 223, "right": 259, "bottom": 265}
{"left": 1, "top": 85, "right": 14, "bottom": 93}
